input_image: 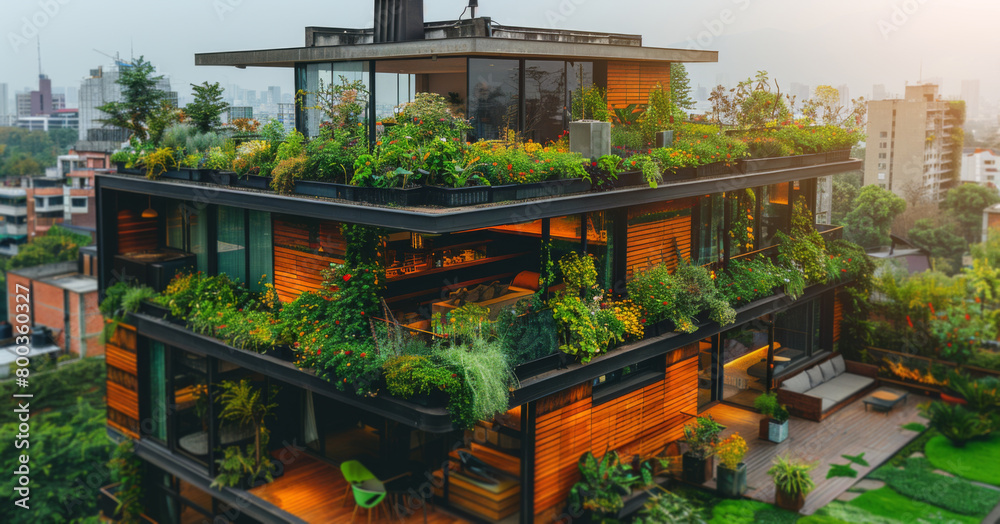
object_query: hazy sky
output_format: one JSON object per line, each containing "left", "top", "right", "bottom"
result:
{"left": 1, "top": 0, "right": 998, "bottom": 106}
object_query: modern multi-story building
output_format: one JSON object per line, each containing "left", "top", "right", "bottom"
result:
{"left": 96, "top": 5, "right": 864, "bottom": 524}
{"left": 226, "top": 106, "right": 253, "bottom": 122}
{"left": 0, "top": 83, "right": 9, "bottom": 122}
{"left": 79, "top": 64, "right": 178, "bottom": 141}
{"left": 960, "top": 147, "right": 1000, "bottom": 190}
{"left": 961, "top": 79, "right": 980, "bottom": 121}
{"left": 16, "top": 108, "right": 79, "bottom": 132}
{"left": 16, "top": 74, "right": 66, "bottom": 118}
{"left": 0, "top": 188, "right": 29, "bottom": 257}
{"left": 864, "top": 84, "right": 965, "bottom": 202}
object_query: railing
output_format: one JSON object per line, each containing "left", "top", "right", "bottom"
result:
{"left": 865, "top": 346, "right": 1000, "bottom": 392}
{"left": 99, "top": 483, "right": 157, "bottom": 524}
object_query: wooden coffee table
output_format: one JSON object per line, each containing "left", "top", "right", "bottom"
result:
{"left": 863, "top": 387, "right": 908, "bottom": 413}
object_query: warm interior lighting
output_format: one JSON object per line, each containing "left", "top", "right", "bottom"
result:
{"left": 886, "top": 360, "right": 946, "bottom": 386}
{"left": 141, "top": 196, "right": 158, "bottom": 219}
{"left": 769, "top": 183, "right": 789, "bottom": 205}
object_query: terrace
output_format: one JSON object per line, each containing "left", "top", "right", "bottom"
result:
{"left": 704, "top": 394, "right": 929, "bottom": 515}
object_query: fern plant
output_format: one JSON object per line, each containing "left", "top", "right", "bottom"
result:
{"left": 212, "top": 379, "right": 279, "bottom": 488}
{"left": 768, "top": 454, "right": 817, "bottom": 497}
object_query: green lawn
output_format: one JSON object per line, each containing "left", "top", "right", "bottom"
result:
{"left": 924, "top": 434, "right": 1000, "bottom": 486}
{"left": 846, "top": 487, "right": 981, "bottom": 524}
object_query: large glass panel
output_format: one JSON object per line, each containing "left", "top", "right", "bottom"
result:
{"left": 166, "top": 204, "right": 184, "bottom": 251}
{"left": 301, "top": 62, "right": 369, "bottom": 137}
{"left": 468, "top": 58, "right": 520, "bottom": 141}
{"left": 217, "top": 206, "right": 246, "bottom": 283}
{"left": 760, "top": 183, "right": 791, "bottom": 247}
{"left": 148, "top": 341, "right": 167, "bottom": 441}
{"left": 524, "top": 60, "right": 566, "bottom": 143}
{"left": 587, "top": 211, "right": 613, "bottom": 291}
{"left": 566, "top": 61, "right": 594, "bottom": 121}
{"left": 172, "top": 350, "right": 209, "bottom": 467}
{"left": 697, "top": 336, "right": 717, "bottom": 411}
{"left": 720, "top": 318, "right": 771, "bottom": 408}
{"left": 248, "top": 210, "right": 272, "bottom": 291}
{"left": 774, "top": 299, "right": 821, "bottom": 376}
{"left": 696, "top": 195, "right": 724, "bottom": 265}
{"left": 190, "top": 205, "right": 208, "bottom": 273}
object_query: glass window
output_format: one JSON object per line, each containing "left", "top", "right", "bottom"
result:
{"left": 217, "top": 205, "right": 246, "bottom": 283}
{"left": 524, "top": 60, "right": 566, "bottom": 143}
{"left": 697, "top": 336, "right": 717, "bottom": 411}
{"left": 171, "top": 350, "right": 210, "bottom": 467}
{"left": 696, "top": 195, "right": 724, "bottom": 265}
{"left": 720, "top": 318, "right": 771, "bottom": 408}
{"left": 468, "top": 58, "right": 520, "bottom": 142}
{"left": 71, "top": 197, "right": 87, "bottom": 207}
{"left": 566, "top": 61, "right": 594, "bottom": 119}
{"left": 147, "top": 341, "right": 168, "bottom": 442}
{"left": 774, "top": 299, "right": 823, "bottom": 376}
{"left": 587, "top": 211, "right": 613, "bottom": 291}
{"left": 49, "top": 196, "right": 64, "bottom": 206}
{"left": 759, "top": 183, "right": 791, "bottom": 247}
{"left": 300, "top": 62, "right": 369, "bottom": 137}
{"left": 592, "top": 356, "right": 662, "bottom": 402}
{"left": 248, "top": 210, "right": 273, "bottom": 291}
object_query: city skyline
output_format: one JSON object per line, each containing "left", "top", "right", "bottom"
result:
{"left": 1, "top": 0, "right": 998, "bottom": 114}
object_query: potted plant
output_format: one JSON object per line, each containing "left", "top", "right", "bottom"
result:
{"left": 211, "top": 379, "right": 281, "bottom": 490}
{"left": 715, "top": 433, "right": 749, "bottom": 497}
{"left": 681, "top": 416, "right": 724, "bottom": 484}
{"left": 754, "top": 391, "right": 790, "bottom": 443}
{"left": 768, "top": 455, "right": 816, "bottom": 511}
{"left": 566, "top": 450, "right": 639, "bottom": 522}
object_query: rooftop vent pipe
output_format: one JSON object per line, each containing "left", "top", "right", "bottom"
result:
{"left": 374, "top": 0, "right": 425, "bottom": 43}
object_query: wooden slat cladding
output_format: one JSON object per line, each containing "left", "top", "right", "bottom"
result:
{"left": 627, "top": 199, "right": 695, "bottom": 276}
{"left": 833, "top": 292, "right": 844, "bottom": 343}
{"left": 533, "top": 355, "right": 698, "bottom": 522}
{"left": 272, "top": 216, "right": 346, "bottom": 302}
{"left": 116, "top": 210, "right": 157, "bottom": 254}
{"left": 606, "top": 61, "right": 671, "bottom": 111}
{"left": 106, "top": 322, "right": 140, "bottom": 439}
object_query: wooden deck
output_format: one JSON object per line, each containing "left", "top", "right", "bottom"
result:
{"left": 703, "top": 393, "right": 928, "bottom": 515}
{"left": 249, "top": 452, "right": 469, "bottom": 524}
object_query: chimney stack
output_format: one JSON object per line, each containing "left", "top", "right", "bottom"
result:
{"left": 374, "top": 0, "right": 425, "bottom": 43}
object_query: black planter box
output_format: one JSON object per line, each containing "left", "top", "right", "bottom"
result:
{"left": 490, "top": 184, "right": 519, "bottom": 203}
{"left": 739, "top": 152, "right": 831, "bottom": 174}
{"left": 696, "top": 161, "right": 733, "bottom": 178}
{"left": 294, "top": 180, "right": 352, "bottom": 199}
{"left": 682, "top": 453, "right": 713, "bottom": 484}
{"left": 267, "top": 344, "right": 298, "bottom": 363}
{"left": 610, "top": 170, "right": 648, "bottom": 188}
{"left": 663, "top": 168, "right": 698, "bottom": 183}
{"left": 424, "top": 185, "right": 491, "bottom": 207}
{"left": 824, "top": 149, "right": 851, "bottom": 163}
{"left": 513, "top": 178, "right": 590, "bottom": 200}
{"left": 233, "top": 174, "right": 272, "bottom": 190}
{"left": 158, "top": 170, "right": 191, "bottom": 181}
{"left": 352, "top": 185, "right": 425, "bottom": 207}
{"left": 140, "top": 300, "right": 172, "bottom": 320}
{"left": 514, "top": 352, "right": 563, "bottom": 380}
{"left": 642, "top": 318, "right": 675, "bottom": 338}
{"left": 114, "top": 161, "right": 126, "bottom": 173}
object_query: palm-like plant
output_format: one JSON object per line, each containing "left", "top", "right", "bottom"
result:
{"left": 768, "top": 455, "right": 816, "bottom": 497}
{"left": 216, "top": 380, "right": 278, "bottom": 471}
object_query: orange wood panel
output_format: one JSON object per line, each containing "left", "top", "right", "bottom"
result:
{"left": 833, "top": 292, "right": 844, "bottom": 343}
{"left": 532, "top": 356, "right": 698, "bottom": 522}
{"left": 116, "top": 210, "right": 157, "bottom": 254}
{"left": 273, "top": 217, "right": 346, "bottom": 302}
{"left": 627, "top": 200, "right": 694, "bottom": 276}
{"left": 606, "top": 61, "right": 671, "bottom": 111}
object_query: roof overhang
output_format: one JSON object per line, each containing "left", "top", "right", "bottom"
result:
{"left": 195, "top": 37, "right": 718, "bottom": 68}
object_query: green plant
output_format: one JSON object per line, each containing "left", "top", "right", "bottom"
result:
{"left": 753, "top": 392, "right": 790, "bottom": 423}
{"left": 776, "top": 195, "right": 828, "bottom": 284}
{"left": 212, "top": 444, "right": 276, "bottom": 490}
{"left": 437, "top": 337, "right": 517, "bottom": 425}
{"left": 682, "top": 416, "right": 724, "bottom": 459}
{"left": 825, "top": 452, "right": 868, "bottom": 479}
{"left": 141, "top": 146, "right": 176, "bottom": 179}
{"left": 867, "top": 456, "right": 1000, "bottom": 516}
{"left": 214, "top": 379, "right": 278, "bottom": 487}
{"left": 716, "top": 433, "right": 748, "bottom": 470}
{"left": 270, "top": 155, "right": 307, "bottom": 195}
{"left": 571, "top": 84, "right": 610, "bottom": 122}
{"left": 634, "top": 488, "right": 707, "bottom": 524}
{"left": 920, "top": 401, "right": 992, "bottom": 447}
{"left": 96, "top": 56, "right": 168, "bottom": 143}
{"left": 185, "top": 81, "right": 229, "bottom": 133}
{"left": 567, "top": 450, "right": 639, "bottom": 516}
{"left": 108, "top": 440, "right": 144, "bottom": 523}
{"left": 626, "top": 263, "right": 682, "bottom": 326}
{"left": 596, "top": 154, "right": 622, "bottom": 177}
{"left": 767, "top": 455, "right": 816, "bottom": 498}
{"left": 946, "top": 371, "right": 1000, "bottom": 415}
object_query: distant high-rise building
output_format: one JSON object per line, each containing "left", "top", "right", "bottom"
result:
{"left": 246, "top": 90, "right": 257, "bottom": 106}
{"left": 864, "top": 84, "right": 965, "bottom": 203}
{"left": 0, "top": 83, "right": 8, "bottom": 120}
{"left": 277, "top": 103, "right": 295, "bottom": 131}
{"left": 78, "top": 65, "right": 176, "bottom": 141}
{"left": 872, "top": 84, "right": 887, "bottom": 101}
{"left": 268, "top": 86, "right": 282, "bottom": 105}
{"left": 961, "top": 79, "right": 980, "bottom": 120}
{"left": 836, "top": 84, "right": 850, "bottom": 108}
{"left": 227, "top": 106, "right": 253, "bottom": 122}
{"left": 789, "top": 82, "right": 810, "bottom": 104}
{"left": 15, "top": 75, "right": 65, "bottom": 118}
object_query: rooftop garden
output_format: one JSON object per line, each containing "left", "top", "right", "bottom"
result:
{"left": 103, "top": 197, "right": 870, "bottom": 430}
{"left": 107, "top": 68, "right": 863, "bottom": 207}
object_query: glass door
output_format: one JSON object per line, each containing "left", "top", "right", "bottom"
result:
{"left": 719, "top": 317, "right": 772, "bottom": 408}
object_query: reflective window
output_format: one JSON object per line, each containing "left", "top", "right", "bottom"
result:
{"left": 300, "top": 62, "right": 369, "bottom": 137}
{"left": 524, "top": 60, "right": 566, "bottom": 143}
{"left": 468, "top": 58, "right": 520, "bottom": 141}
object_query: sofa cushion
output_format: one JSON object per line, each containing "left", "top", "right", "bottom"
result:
{"left": 781, "top": 372, "right": 811, "bottom": 394}
{"left": 821, "top": 398, "right": 837, "bottom": 413}
{"left": 819, "top": 360, "right": 837, "bottom": 381}
{"left": 805, "top": 366, "right": 825, "bottom": 389}
{"left": 808, "top": 373, "right": 875, "bottom": 407}
{"left": 831, "top": 355, "right": 846, "bottom": 376}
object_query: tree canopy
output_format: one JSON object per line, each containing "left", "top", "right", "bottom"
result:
{"left": 669, "top": 63, "right": 695, "bottom": 112}
{"left": 844, "top": 185, "right": 907, "bottom": 248}
{"left": 185, "top": 81, "right": 229, "bottom": 133}
{"left": 941, "top": 184, "right": 1000, "bottom": 244}
{"left": 97, "top": 56, "right": 168, "bottom": 142}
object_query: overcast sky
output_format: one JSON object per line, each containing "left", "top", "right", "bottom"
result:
{"left": 1, "top": 0, "right": 997, "bottom": 107}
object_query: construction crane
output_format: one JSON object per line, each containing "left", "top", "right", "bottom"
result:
{"left": 93, "top": 49, "right": 130, "bottom": 68}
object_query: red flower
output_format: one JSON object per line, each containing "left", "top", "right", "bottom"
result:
{"left": 640, "top": 318, "right": 646, "bottom": 324}
{"left": 965, "top": 313, "right": 971, "bottom": 321}
{"left": 451, "top": 374, "right": 458, "bottom": 378}
{"left": 335, "top": 320, "right": 340, "bottom": 325}
{"left": 343, "top": 274, "right": 352, "bottom": 282}
{"left": 360, "top": 352, "right": 367, "bottom": 358}
{"left": 344, "top": 350, "right": 352, "bottom": 356}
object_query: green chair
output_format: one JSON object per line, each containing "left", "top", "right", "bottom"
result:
{"left": 351, "top": 478, "right": 388, "bottom": 524}
{"left": 340, "top": 460, "right": 375, "bottom": 507}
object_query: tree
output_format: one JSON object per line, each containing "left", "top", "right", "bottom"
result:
{"left": 907, "top": 218, "right": 966, "bottom": 273}
{"left": 831, "top": 180, "right": 859, "bottom": 225}
{"left": 844, "top": 185, "right": 906, "bottom": 248}
{"left": 669, "top": 63, "right": 695, "bottom": 112}
{"left": 97, "top": 56, "right": 168, "bottom": 142}
{"left": 801, "top": 85, "right": 867, "bottom": 131}
{"left": 941, "top": 184, "right": 1000, "bottom": 244}
{"left": 185, "top": 82, "right": 229, "bottom": 133}
{"left": 5, "top": 225, "right": 92, "bottom": 270}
